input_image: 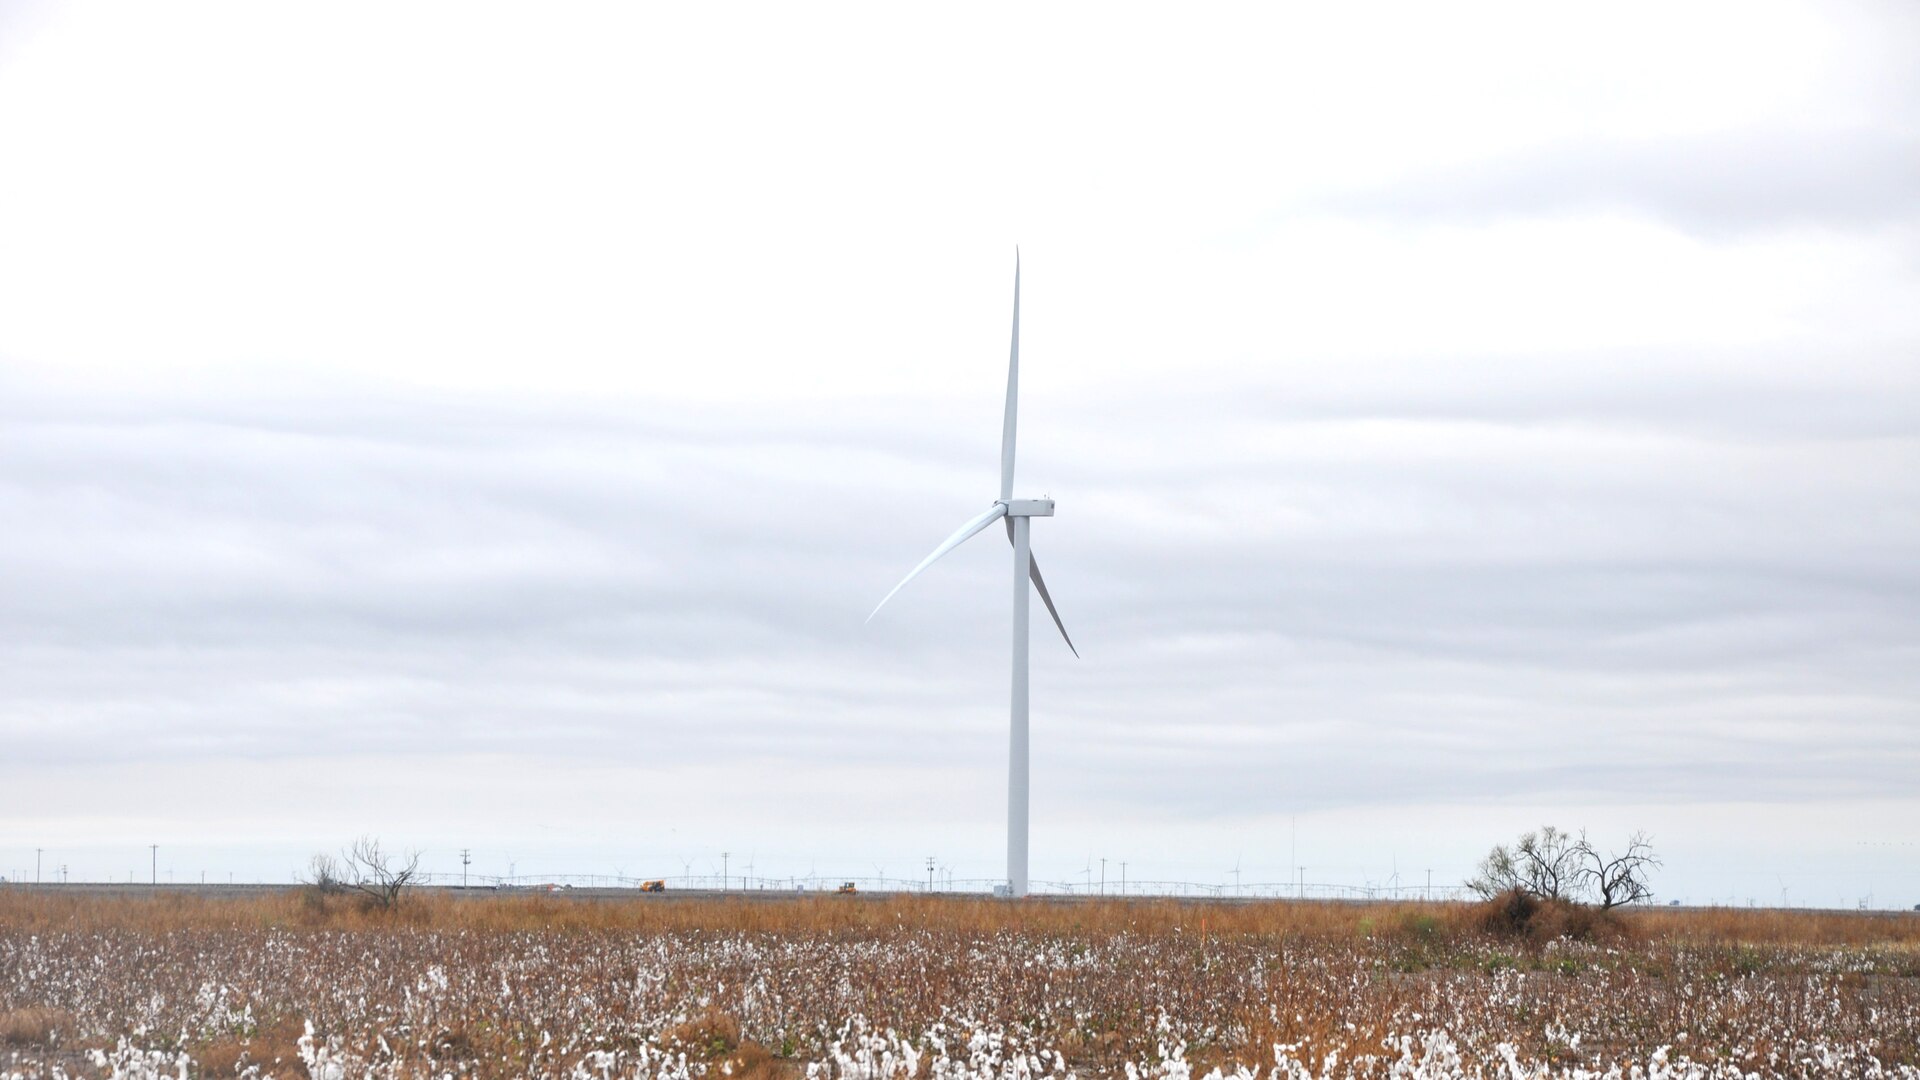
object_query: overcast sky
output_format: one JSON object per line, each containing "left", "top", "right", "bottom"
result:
{"left": 2, "top": 2, "right": 1916, "bottom": 905}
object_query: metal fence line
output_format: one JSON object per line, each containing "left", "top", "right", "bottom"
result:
{"left": 398, "top": 870, "right": 1478, "bottom": 902}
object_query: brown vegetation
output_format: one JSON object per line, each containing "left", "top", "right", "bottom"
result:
{"left": 1, "top": 888, "right": 1914, "bottom": 946}
{"left": 184, "top": 1015, "right": 307, "bottom": 1077}
{"left": 0, "top": 889, "right": 1915, "bottom": 1077}
{"left": 1473, "top": 887, "right": 1625, "bottom": 945}
{"left": 0, "top": 1006, "right": 72, "bottom": 1047}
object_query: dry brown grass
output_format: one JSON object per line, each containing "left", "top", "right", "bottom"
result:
{"left": 0, "top": 887, "right": 1914, "bottom": 947}
{"left": 0, "top": 1006, "right": 73, "bottom": 1047}
{"left": 1625, "top": 903, "right": 1920, "bottom": 947}
{"left": 183, "top": 1015, "right": 306, "bottom": 1077}
{"left": 661, "top": 1009, "right": 742, "bottom": 1059}
{"left": 658, "top": 1009, "right": 794, "bottom": 1076}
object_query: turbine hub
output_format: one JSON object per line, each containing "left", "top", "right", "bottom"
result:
{"left": 1001, "top": 498, "right": 1055, "bottom": 517}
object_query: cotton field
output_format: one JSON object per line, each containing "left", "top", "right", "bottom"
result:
{"left": 1, "top": 895, "right": 1916, "bottom": 1079}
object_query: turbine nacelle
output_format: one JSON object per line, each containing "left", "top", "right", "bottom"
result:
{"left": 1000, "top": 498, "right": 1054, "bottom": 517}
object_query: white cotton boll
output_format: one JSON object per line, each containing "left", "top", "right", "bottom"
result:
{"left": 1494, "top": 1042, "right": 1527, "bottom": 1080}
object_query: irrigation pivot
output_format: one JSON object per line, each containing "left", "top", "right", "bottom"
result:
{"left": 868, "top": 251, "right": 1078, "bottom": 898}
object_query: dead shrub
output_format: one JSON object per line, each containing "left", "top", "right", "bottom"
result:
{"left": 1477, "top": 887, "right": 1541, "bottom": 938}
{"left": 189, "top": 1015, "right": 307, "bottom": 1075}
{"left": 428, "top": 1026, "right": 473, "bottom": 1060}
{"left": 1530, "top": 897, "right": 1623, "bottom": 944}
{"left": 718, "top": 1040, "right": 789, "bottom": 1079}
{"left": 192, "top": 1038, "right": 249, "bottom": 1076}
{"left": 0, "top": 1007, "right": 72, "bottom": 1047}
{"left": 1474, "top": 888, "right": 1624, "bottom": 946}
{"left": 662, "top": 1009, "right": 741, "bottom": 1060}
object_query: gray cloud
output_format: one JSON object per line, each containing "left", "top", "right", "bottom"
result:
{"left": 5, "top": 2, "right": 1920, "bottom": 901}
{"left": 3, "top": 373, "right": 1915, "bottom": 820}
{"left": 1323, "top": 128, "right": 1920, "bottom": 238}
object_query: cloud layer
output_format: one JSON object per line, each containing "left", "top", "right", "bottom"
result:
{"left": 1, "top": 1, "right": 1916, "bottom": 900}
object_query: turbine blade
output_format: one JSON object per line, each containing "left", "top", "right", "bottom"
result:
{"left": 1000, "top": 249, "right": 1020, "bottom": 502}
{"left": 1028, "top": 552, "right": 1078, "bottom": 657}
{"left": 867, "top": 503, "right": 1010, "bottom": 622}
{"left": 1005, "top": 517, "right": 1077, "bottom": 657}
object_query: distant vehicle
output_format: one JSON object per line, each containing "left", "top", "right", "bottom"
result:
{"left": 640, "top": 880, "right": 666, "bottom": 893}
{"left": 837, "top": 882, "right": 858, "bottom": 894}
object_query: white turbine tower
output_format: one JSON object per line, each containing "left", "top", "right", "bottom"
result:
{"left": 869, "top": 251, "right": 1077, "bottom": 898}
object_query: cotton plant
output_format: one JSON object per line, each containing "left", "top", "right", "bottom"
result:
{"left": 3, "top": 918, "right": 1919, "bottom": 1079}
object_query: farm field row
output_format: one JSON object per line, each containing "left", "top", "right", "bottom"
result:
{"left": 2, "top": 891, "right": 1916, "bottom": 1078}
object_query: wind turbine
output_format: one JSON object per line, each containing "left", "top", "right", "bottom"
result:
{"left": 869, "top": 251, "right": 1077, "bottom": 898}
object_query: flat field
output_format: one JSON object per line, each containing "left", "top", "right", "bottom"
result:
{"left": 2, "top": 890, "right": 1917, "bottom": 1079}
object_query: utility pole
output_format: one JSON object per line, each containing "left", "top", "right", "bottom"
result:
{"left": 461, "top": 849, "right": 471, "bottom": 889}
{"left": 926, "top": 856, "right": 936, "bottom": 893}
{"left": 151, "top": 845, "right": 157, "bottom": 886}
{"left": 721, "top": 852, "right": 730, "bottom": 891}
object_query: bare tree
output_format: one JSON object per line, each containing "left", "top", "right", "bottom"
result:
{"left": 345, "top": 836, "right": 422, "bottom": 908}
{"left": 303, "top": 853, "right": 346, "bottom": 895}
{"left": 305, "top": 837, "right": 421, "bottom": 909}
{"left": 1469, "top": 826, "right": 1582, "bottom": 901}
{"left": 1577, "top": 831, "right": 1660, "bottom": 909}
